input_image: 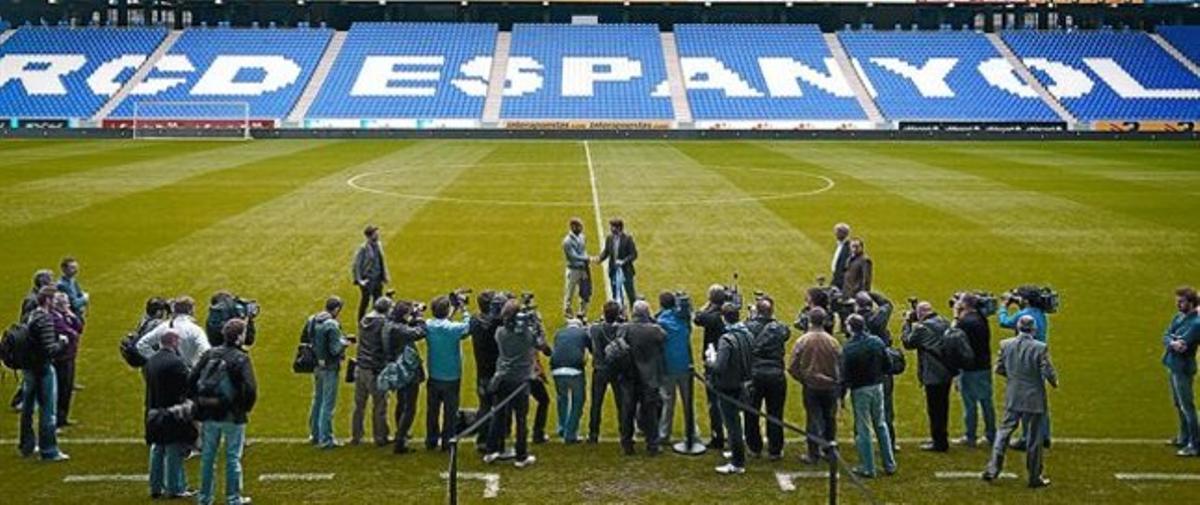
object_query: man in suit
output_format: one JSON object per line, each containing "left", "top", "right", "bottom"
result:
{"left": 843, "top": 238, "right": 873, "bottom": 297}
{"left": 145, "top": 331, "right": 196, "bottom": 499}
{"left": 597, "top": 218, "right": 638, "bottom": 307}
{"left": 351, "top": 225, "right": 389, "bottom": 327}
{"left": 830, "top": 224, "right": 851, "bottom": 291}
{"left": 983, "top": 315, "right": 1057, "bottom": 488}
{"left": 617, "top": 301, "right": 665, "bottom": 456}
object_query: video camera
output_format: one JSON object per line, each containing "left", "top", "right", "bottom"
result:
{"left": 448, "top": 288, "right": 473, "bottom": 309}
{"left": 1002, "top": 285, "right": 1060, "bottom": 314}
{"left": 718, "top": 272, "right": 744, "bottom": 310}
{"left": 948, "top": 291, "right": 999, "bottom": 318}
{"left": 813, "top": 276, "right": 848, "bottom": 309}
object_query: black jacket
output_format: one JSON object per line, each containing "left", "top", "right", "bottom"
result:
{"left": 618, "top": 319, "right": 666, "bottom": 388}
{"left": 144, "top": 349, "right": 197, "bottom": 445}
{"left": 694, "top": 307, "right": 726, "bottom": 354}
{"left": 587, "top": 322, "right": 621, "bottom": 371}
{"left": 856, "top": 292, "right": 895, "bottom": 346}
{"left": 26, "top": 308, "right": 64, "bottom": 369}
{"left": 598, "top": 233, "right": 638, "bottom": 278}
{"left": 189, "top": 345, "right": 257, "bottom": 424}
{"left": 713, "top": 324, "right": 754, "bottom": 391}
{"left": 382, "top": 319, "right": 426, "bottom": 363}
{"left": 356, "top": 311, "right": 388, "bottom": 372}
{"left": 469, "top": 314, "right": 499, "bottom": 381}
{"left": 958, "top": 311, "right": 992, "bottom": 372}
{"left": 902, "top": 314, "right": 954, "bottom": 386}
{"left": 745, "top": 316, "right": 790, "bottom": 381}
{"left": 840, "top": 333, "right": 888, "bottom": 391}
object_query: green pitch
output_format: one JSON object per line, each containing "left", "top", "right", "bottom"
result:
{"left": 1, "top": 138, "right": 1198, "bottom": 504}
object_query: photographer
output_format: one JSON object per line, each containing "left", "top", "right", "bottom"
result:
{"left": 901, "top": 301, "right": 953, "bottom": 452}
{"left": 794, "top": 287, "right": 836, "bottom": 335}
{"left": 144, "top": 331, "right": 195, "bottom": 499}
{"left": 351, "top": 225, "right": 389, "bottom": 327}
{"left": 954, "top": 294, "right": 996, "bottom": 448}
{"left": 383, "top": 300, "right": 427, "bottom": 454}
{"left": 351, "top": 297, "right": 393, "bottom": 447}
{"left": 190, "top": 319, "right": 257, "bottom": 505}
{"left": 744, "top": 297, "right": 790, "bottom": 460}
{"left": 484, "top": 299, "right": 538, "bottom": 468}
{"left": 853, "top": 291, "right": 897, "bottom": 449}
{"left": 788, "top": 307, "right": 841, "bottom": 465}
{"left": 16, "top": 286, "right": 69, "bottom": 461}
{"left": 138, "top": 297, "right": 211, "bottom": 369}
{"left": 618, "top": 301, "right": 666, "bottom": 456}
{"left": 656, "top": 291, "right": 696, "bottom": 446}
{"left": 694, "top": 285, "right": 730, "bottom": 450}
{"left": 205, "top": 291, "right": 257, "bottom": 349}
{"left": 587, "top": 300, "right": 624, "bottom": 444}
{"left": 425, "top": 293, "right": 472, "bottom": 451}
{"left": 1162, "top": 287, "right": 1200, "bottom": 457}
{"left": 704, "top": 303, "right": 753, "bottom": 475}
{"left": 470, "top": 291, "right": 503, "bottom": 449}
{"left": 841, "top": 314, "right": 895, "bottom": 478}
{"left": 551, "top": 314, "right": 589, "bottom": 443}
{"left": 306, "top": 297, "right": 349, "bottom": 449}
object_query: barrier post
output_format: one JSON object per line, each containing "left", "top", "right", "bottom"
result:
{"left": 447, "top": 439, "right": 459, "bottom": 505}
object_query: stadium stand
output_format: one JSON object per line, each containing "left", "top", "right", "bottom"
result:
{"left": 673, "top": 24, "right": 868, "bottom": 128}
{"left": 0, "top": 27, "right": 167, "bottom": 119}
{"left": 500, "top": 24, "right": 674, "bottom": 121}
{"left": 1158, "top": 25, "right": 1200, "bottom": 66}
{"left": 109, "top": 27, "right": 332, "bottom": 122}
{"left": 306, "top": 23, "right": 497, "bottom": 128}
{"left": 1002, "top": 30, "right": 1200, "bottom": 122}
{"left": 838, "top": 30, "right": 1059, "bottom": 123}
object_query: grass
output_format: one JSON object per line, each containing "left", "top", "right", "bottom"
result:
{"left": 0, "top": 138, "right": 1198, "bottom": 504}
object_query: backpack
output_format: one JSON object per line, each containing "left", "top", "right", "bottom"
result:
{"left": 885, "top": 347, "right": 907, "bottom": 375}
{"left": 377, "top": 344, "right": 425, "bottom": 391}
{"left": 195, "top": 356, "right": 236, "bottom": 408}
{"left": 1, "top": 319, "right": 36, "bottom": 371}
{"left": 119, "top": 331, "right": 147, "bottom": 368}
{"left": 604, "top": 333, "right": 634, "bottom": 373}
{"left": 293, "top": 317, "right": 317, "bottom": 374}
{"left": 937, "top": 326, "right": 974, "bottom": 376}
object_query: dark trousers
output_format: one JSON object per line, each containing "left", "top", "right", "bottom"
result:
{"left": 718, "top": 388, "right": 747, "bottom": 468}
{"left": 883, "top": 374, "right": 896, "bottom": 444}
{"left": 987, "top": 410, "right": 1046, "bottom": 485}
{"left": 704, "top": 368, "right": 725, "bottom": 445}
{"left": 924, "top": 382, "right": 952, "bottom": 450}
{"left": 745, "top": 376, "right": 787, "bottom": 457}
{"left": 487, "top": 379, "right": 530, "bottom": 459}
{"left": 53, "top": 358, "right": 75, "bottom": 426}
{"left": 589, "top": 368, "right": 622, "bottom": 440}
{"left": 425, "top": 379, "right": 460, "bottom": 449}
{"left": 356, "top": 281, "right": 384, "bottom": 329}
{"left": 619, "top": 379, "right": 661, "bottom": 451}
{"left": 529, "top": 379, "right": 549, "bottom": 440}
{"left": 803, "top": 387, "right": 839, "bottom": 460}
{"left": 475, "top": 377, "right": 494, "bottom": 447}
{"left": 392, "top": 383, "right": 420, "bottom": 450}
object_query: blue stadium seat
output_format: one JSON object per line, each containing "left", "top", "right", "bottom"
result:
{"left": 307, "top": 23, "right": 497, "bottom": 123}
{"left": 1002, "top": 31, "right": 1200, "bottom": 121}
{"left": 110, "top": 27, "right": 332, "bottom": 120}
{"left": 838, "top": 30, "right": 1058, "bottom": 122}
{"left": 0, "top": 27, "right": 167, "bottom": 119}
{"left": 673, "top": 24, "right": 866, "bottom": 123}
{"left": 1158, "top": 26, "right": 1200, "bottom": 67}
{"left": 501, "top": 24, "right": 673, "bottom": 120}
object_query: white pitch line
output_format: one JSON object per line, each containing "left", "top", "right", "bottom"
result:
{"left": 775, "top": 471, "right": 829, "bottom": 492}
{"left": 258, "top": 473, "right": 335, "bottom": 482}
{"left": 1115, "top": 473, "right": 1200, "bottom": 481}
{"left": 1, "top": 436, "right": 1173, "bottom": 446}
{"left": 64, "top": 474, "right": 148, "bottom": 483}
{"left": 583, "top": 140, "right": 613, "bottom": 302}
{"left": 440, "top": 472, "right": 501, "bottom": 499}
{"left": 936, "top": 471, "right": 1016, "bottom": 480}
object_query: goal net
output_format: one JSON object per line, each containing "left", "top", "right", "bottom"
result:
{"left": 131, "top": 101, "right": 253, "bottom": 140}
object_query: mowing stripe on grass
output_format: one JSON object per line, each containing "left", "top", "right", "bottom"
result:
{"left": 1114, "top": 473, "right": 1200, "bottom": 481}
{"left": 0, "top": 141, "right": 232, "bottom": 190}
{"left": 439, "top": 472, "right": 500, "bottom": 498}
{"left": 64, "top": 474, "right": 148, "bottom": 483}
{"left": 259, "top": 473, "right": 336, "bottom": 482}
{"left": 584, "top": 140, "right": 612, "bottom": 301}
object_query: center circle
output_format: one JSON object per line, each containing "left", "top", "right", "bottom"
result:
{"left": 346, "top": 161, "right": 834, "bottom": 207}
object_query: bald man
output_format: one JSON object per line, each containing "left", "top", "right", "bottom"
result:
{"left": 902, "top": 301, "right": 954, "bottom": 452}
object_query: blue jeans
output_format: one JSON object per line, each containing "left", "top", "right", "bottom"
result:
{"left": 198, "top": 421, "right": 245, "bottom": 505}
{"left": 1170, "top": 371, "right": 1199, "bottom": 449}
{"left": 851, "top": 384, "right": 895, "bottom": 476}
{"left": 19, "top": 363, "right": 60, "bottom": 458}
{"left": 309, "top": 369, "right": 339, "bottom": 446}
{"left": 149, "top": 442, "right": 188, "bottom": 496}
{"left": 553, "top": 373, "right": 586, "bottom": 442}
{"left": 960, "top": 370, "right": 996, "bottom": 444}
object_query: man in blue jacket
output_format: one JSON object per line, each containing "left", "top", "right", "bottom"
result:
{"left": 656, "top": 291, "right": 696, "bottom": 446}
{"left": 424, "top": 295, "right": 471, "bottom": 451}
{"left": 1164, "top": 286, "right": 1200, "bottom": 457}
{"left": 551, "top": 316, "right": 589, "bottom": 443}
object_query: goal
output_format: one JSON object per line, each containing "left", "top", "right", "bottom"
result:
{"left": 131, "top": 101, "right": 253, "bottom": 140}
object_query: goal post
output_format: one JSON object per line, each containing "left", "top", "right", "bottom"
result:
{"left": 131, "top": 101, "right": 253, "bottom": 140}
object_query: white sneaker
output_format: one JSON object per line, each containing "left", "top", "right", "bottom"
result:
{"left": 498, "top": 448, "right": 517, "bottom": 460}
{"left": 514, "top": 455, "right": 537, "bottom": 468}
{"left": 715, "top": 463, "right": 745, "bottom": 475}
{"left": 482, "top": 452, "right": 501, "bottom": 464}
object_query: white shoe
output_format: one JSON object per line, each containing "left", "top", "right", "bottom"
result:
{"left": 498, "top": 448, "right": 517, "bottom": 460}
{"left": 722, "top": 451, "right": 733, "bottom": 460}
{"left": 482, "top": 452, "right": 501, "bottom": 464}
{"left": 715, "top": 463, "right": 745, "bottom": 475}
{"left": 514, "top": 455, "right": 537, "bottom": 468}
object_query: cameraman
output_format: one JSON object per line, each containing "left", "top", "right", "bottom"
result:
{"left": 705, "top": 303, "right": 753, "bottom": 475}
{"left": 138, "top": 297, "right": 211, "bottom": 369}
{"left": 998, "top": 288, "right": 1051, "bottom": 449}
{"left": 587, "top": 300, "right": 624, "bottom": 444}
{"left": 795, "top": 287, "right": 836, "bottom": 335}
{"left": 853, "top": 291, "right": 897, "bottom": 449}
{"left": 954, "top": 294, "right": 995, "bottom": 448}
{"left": 470, "top": 291, "right": 502, "bottom": 449}
{"left": 425, "top": 294, "right": 472, "bottom": 451}
{"left": 744, "top": 297, "right": 790, "bottom": 460}
{"left": 484, "top": 299, "right": 538, "bottom": 468}
{"left": 351, "top": 297, "right": 392, "bottom": 447}
{"left": 901, "top": 301, "right": 953, "bottom": 452}
{"left": 205, "top": 291, "right": 257, "bottom": 349}
{"left": 618, "top": 301, "right": 666, "bottom": 456}
{"left": 656, "top": 291, "right": 696, "bottom": 446}
{"left": 1163, "top": 287, "right": 1200, "bottom": 457}
{"left": 307, "top": 297, "right": 349, "bottom": 449}
{"left": 382, "top": 300, "right": 427, "bottom": 454}
{"left": 694, "top": 285, "right": 729, "bottom": 450}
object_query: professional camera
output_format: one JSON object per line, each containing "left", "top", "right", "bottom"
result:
{"left": 904, "top": 297, "right": 919, "bottom": 322}
{"left": 448, "top": 288, "right": 473, "bottom": 309}
{"left": 812, "top": 275, "right": 847, "bottom": 309}
{"left": 948, "top": 291, "right": 998, "bottom": 318}
{"left": 717, "top": 272, "right": 744, "bottom": 310}
{"left": 1002, "top": 285, "right": 1060, "bottom": 314}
